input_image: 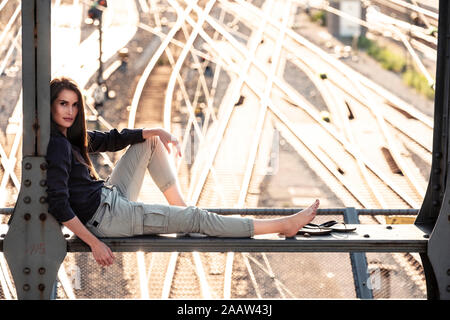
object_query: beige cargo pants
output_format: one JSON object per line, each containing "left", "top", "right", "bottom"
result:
{"left": 86, "top": 136, "right": 254, "bottom": 238}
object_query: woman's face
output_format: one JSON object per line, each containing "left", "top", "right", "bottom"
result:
{"left": 51, "top": 89, "right": 79, "bottom": 136}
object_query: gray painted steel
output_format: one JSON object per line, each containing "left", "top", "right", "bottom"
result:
{"left": 415, "top": 0, "right": 450, "bottom": 300}
{"left": 0, "top": 208, "right": 420, "bottom": 216}
{"left": 36, "top": 0, "right": 51, "bottom": 156}
{"left": 3, "top": 0, "right": 67, "bottom": 300}
{"left": 344, "top": 207, "right": 373, "bottom": 299}
{"left": 3, "top": 158, "right": 66, "bottom": 299}
{"left": 64, "top": 224, "right": 430, "bottom": 253}
{"left": 20, "top": 0, "right": 37, "bottom": 156}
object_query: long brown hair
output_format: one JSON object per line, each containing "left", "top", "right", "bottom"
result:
{"left": 50, "top": 77, "right": 100, "bottom": 180}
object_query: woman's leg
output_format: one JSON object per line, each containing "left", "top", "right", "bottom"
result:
{"left": 157, "top": 199, "right": 320, "bottom": 237}
{"left": 90, "top": 190, "right": 319, "bottom": 238}
{"left": 252, "top": 199, "right": 319, "bottom": 236}
{"left": 106, "top": 136, "right": 186, "bottom": 205}
{"left": 159, "top": 178, "right": 187, "bottom": 206}
{"left": 162, "top": 205, "right": 255, "bottom": 237}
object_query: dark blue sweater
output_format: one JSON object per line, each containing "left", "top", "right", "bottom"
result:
{"left": 45, "top": 128, "right": 145, "bottom": 224}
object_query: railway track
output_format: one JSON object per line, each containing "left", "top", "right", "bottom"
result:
{"left": 222, "top": 0, "right": 431, "bottom": 201}
{"left": 295, "top": 0, "right": 437, "bottom": 93}
{"left": 217, "top": 0, "right": 429, "bottom": 294}
{"left": 0, "top": 0, "right": 433, "bottom": 298}
{"left": 176, "top": 0, "right": 426, "bottom": 296}
{"left": 370, "top": 0, "right": 438, "bottom": 29}
{"left": 136, "top": 0, "right": 428, "bottom": 298}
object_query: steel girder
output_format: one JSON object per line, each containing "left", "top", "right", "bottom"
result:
{"left": 415, "top": 0, "right": 450, "bottom": 300}
{"left": 2, "top": 0, "right": 67, "bottom": 300}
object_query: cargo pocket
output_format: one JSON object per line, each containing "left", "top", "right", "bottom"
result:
{"left": 96, "top": 194, "right": 135, "bottom": 237}
{"left": 139, "top": 204, "right": 169, "bottom": 235}
{"left": 131, "top": 203, "right": 144, "bottom": 236}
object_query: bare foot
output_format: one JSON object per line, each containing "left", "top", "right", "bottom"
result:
{"left": 280, "top": 199, "right": 320, "bottom": 237}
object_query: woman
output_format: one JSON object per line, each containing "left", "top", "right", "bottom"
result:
{"left": 46, "top": 77, "right": 320, "bottom": 267}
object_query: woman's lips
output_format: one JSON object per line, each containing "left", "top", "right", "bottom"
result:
{"left": 63, "top": 118, "right": 73, "bottom": 122}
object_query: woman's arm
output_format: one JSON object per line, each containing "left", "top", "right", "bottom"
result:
{"left": 88, "top": 128, "right": 145, "bottom": 153}
{"left": 63, "top": 216, "right": 115, "bottom": 267}
{"left": 46, "top": 137, "right": 79, "bottom": 222}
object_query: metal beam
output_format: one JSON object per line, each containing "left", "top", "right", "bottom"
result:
{"left": 2, "top": 0, "right": 66, "bottom": 300}
{"left": 416, "top": 0, "right": 450, "bottom": 300}
{"left": 0, "top": 208, "right": 420, "bottom": 216}
{"left": 344, "top": 207, "right": 373, "bottom": 299}
{"left": 417, "top": 0, "right": 448, "bottom": 226}
{"left": 61, "top": 224, "right": 430, "bottom": 253}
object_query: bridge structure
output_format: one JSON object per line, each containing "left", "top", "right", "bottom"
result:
{"left": 0, "top": 0, "right": 448, "bottom": 300}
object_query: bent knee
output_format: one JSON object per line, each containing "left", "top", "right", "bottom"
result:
{"left": 143, "top": 135, "right": 160, "bottom": 153}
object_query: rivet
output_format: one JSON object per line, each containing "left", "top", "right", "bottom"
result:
{"left": 364, "top": 234, "right": 370, "bottom": 238}
{"left": 433, "top": 200, "right": 440, "bottom": 206}
{"left": 23, "top": 213, "right": 31, "bottom": 221}
{"left": 386, "top": 226, "right": 392, "bottom": 230}
{"left": 23, "top": 196, "right": 31, "bottom": 204}
{"left": 424, "top": 234, "right": 430, "bottom": 239}
{"left": 0, "top": 234, "right": 5, "bottom": 238}
{"left": 38, "top": 284, "right": 45, "bottom": 291}
{"left": 24, "top": 163, "right": 32, "bottom": 170}
{"left": 39, "top": 179, "right": 47, "bottom": 187}
{"left": 40, "top": 162, "right": 47, "bottom": 171}
{"left": 39, "top": 213, "right": 47, "bottom": 221}
{"left": 24, "top": 179, "right": 31, "bottom": 187}
{"left": 303, "top": 233, "right": 311, "bottom": 238}
{"left": 434, "top": 168, "right": 441, "bottom": 174}
{"left": 39, "top": 196, "right": 47, "bottom": 204}
{"left": 433, "top": 185, "right": 441, "bottom": 191}
{"left": 435, "top": 152, "right": 443, "bottom": 159}
{"left": 23, "top": 284, "right": 30, "bottom": 291}
{"left": 38, "top": 268, "right": 46, "bottom": 275}
{"left": 64, "top": 234, "right": 70, "bottom": 238}
{"left": 23, "top": 268, "right": 31, "bottom": 274}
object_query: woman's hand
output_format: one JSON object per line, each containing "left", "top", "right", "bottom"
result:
{"left": 62, "top": 216, "right": 115, "bottom": 267}
{"left": 90, "top": 239, "right": 115, "bottom": 267}
{"left": 143, "top": 128, "right": 182, "bottom": 157}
